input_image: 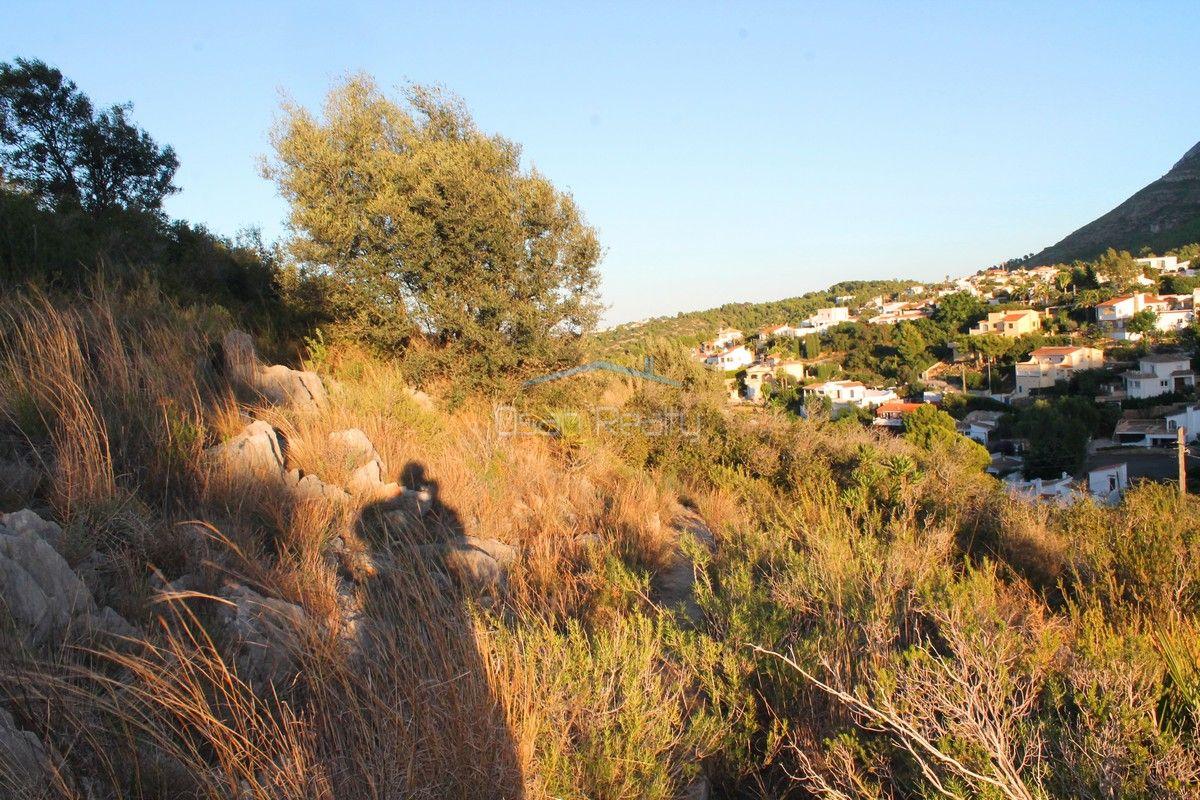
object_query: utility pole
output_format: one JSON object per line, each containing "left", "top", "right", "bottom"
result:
{"left": 1179, "top": 426, "right": 1188, "bottom": 497}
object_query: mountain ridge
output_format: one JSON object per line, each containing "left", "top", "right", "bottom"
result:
{"left": 1026, "top": 139, "right": 1200, "bottom": 265}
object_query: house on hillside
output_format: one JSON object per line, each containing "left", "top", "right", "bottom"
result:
{"left": 1004, "top": 473, "right": 1079, "bottom": 505}
{"left": 758, "top": 323, "right": 799, "bottom": 340}
{"left": 957, "top": 409, "right": 1004, "bottom": 444}
{"left": 743, "top": 358, "right": 809, "bottom": 402}
{"left": 969, "top": 309, "right": 1041, "bottom": 338}
{"left": 1122, "top": 353, "right": 1196, "bottom": 400}
{"left": 872, "top": 401, "right": 924, "bottom": 429}
{"left": 804, "top": 379, "right": 866, "bottom": 407}
{"left": 1165, "top": 404, "right": 1200, "bottom": 442}
{"left": 1137, "top": 255, "right": 1193, "bottom": 274}
{"left": 710, "top": 327, "right": 744, "bottom": 349}
{"left": 798, "top": 307, "right": 851, "bottom": 333}
{"left": 1096, "top": 293, "right": 1173, "bottom": 340}
{"left": 1112, "top": 418, "right": 1176, "bottom": 447}
{"left": 1014, "top": 346, "right": 1105, "bottom": 397}
{"left": 1087, "top": 462, "right": 1129, "bottom": 504}
{"left": 704, "top": 345, "right": 754, "bottom": 371}
{"left": 867, "top": 304, "right": 931, "bottom": 325}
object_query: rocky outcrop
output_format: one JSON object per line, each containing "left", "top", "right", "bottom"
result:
{"left": 443, "top": 536, "right": 517, "bottom": 592}
{"left": 217, "top": 583, "right": 308, "bottom": 687}
{"left": 0, "top": 707, "right": 56, "bottom": 797}
{"left": 222, "top": 330, "right": 328, "bottom": 412}
{"left": 0, "top": 509, "right": 135, "bottom": 647}
{"left": 205, "top": 420, "right": 285, "bottom": 481}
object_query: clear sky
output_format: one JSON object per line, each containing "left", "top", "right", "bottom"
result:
{"left": 4, "top": 2, "right": 1199, "bottom": 325}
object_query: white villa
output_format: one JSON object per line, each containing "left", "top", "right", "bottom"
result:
{"left": 1137, "top": 255, "right": 1193, "bottom": 274}
{"left": 710, "top": 327, "right": 744, "bottom": 350}
{"left": 1004, "top": 472, "right": 1079, "bottom": 505}
{"left": 704, "top": 344, "right": 754, "bottom": 371}
{"left": 803, "top": 380, "right": 898, "bottom": 411}
{"left": 969, "top": 309, "right": 1041, "bottom": 338}
{"left": 1087, "top": 463, "right": 1129, "bottom": 504}
{"left": 1122, "top": 353, "right": 1196, "bottom": 400}
{"left": 742, "top": 358, "right": 807, "bottom": 401}
{"left": 1014, "top": 346, "right": 1105, "bottom": 397}
{"left": 957, "top": 409, "right": 1004, "bottom": 444}
{"left": 798, "top": 306, "right": 851, "bottom": 333}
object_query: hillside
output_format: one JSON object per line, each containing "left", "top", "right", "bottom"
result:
{"left": 596, "top": 278, "right": 920, "bottom": 355}
{"left": 1028, "top": 139, "right": 1200, "bottom": 265}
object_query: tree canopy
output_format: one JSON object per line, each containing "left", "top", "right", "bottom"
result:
{"left": 0, "top": 58, "right": 178, "bottom": 214}
{"left": 266, "top": 76, "right": 602, "bottom": 377}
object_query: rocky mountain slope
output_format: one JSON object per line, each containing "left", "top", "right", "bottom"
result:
{"left": 1029, "top": 139, "right": 1200, "bottom": 265}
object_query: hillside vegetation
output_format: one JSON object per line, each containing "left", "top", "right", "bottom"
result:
{"left": 597, "top": 280, "right": 920, "bottom": 356}
{"left": 2, "top": 284, "right": 1199, "bottom": 798}
{"left": 2, "top": 59, "right": 1200, "bottom": 800}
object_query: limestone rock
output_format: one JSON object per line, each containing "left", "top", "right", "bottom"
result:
{"left": 404, "top": 386, "right": 434, "bottom": 411}
{"left": 284, "top": 469, "right": 350, "bottom": 504}
{"left": 221, "top": 330, "right": 328, "bottom": 412}
{"left": 443, "top": 536, "right": 518, "bottom": 592}
{"left": 256, "top": 364, "right": 328, "bottom": 411}
{"left": 218, "top": 584, "right": 308, "bottom": 687}
{"left": 206, "top": 421, "right": 285, "bottom": 481}
{"left": 0, "top": 512, "right": 96, "bottom": 645}
{"left": 0, "top": 509, "right": 63, "bottom": 553}
{"left": 86, "top": 606, "right": 139, "bottom": 641}
{"left": 0, "top": 707, "right": 56, "bottom": 796}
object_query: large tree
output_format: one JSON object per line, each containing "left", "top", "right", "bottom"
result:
{"left": 0, "top": 58, "right": 178, "bottom": 215}
{"left": 265, "top": 76, "right": 602, "bottom": 374}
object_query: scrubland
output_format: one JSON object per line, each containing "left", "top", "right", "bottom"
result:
{"left": 1, "top": 282, "right": 1199, "bottom": 799}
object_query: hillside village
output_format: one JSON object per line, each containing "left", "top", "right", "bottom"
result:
{"left": 692, "top": 247, "right": 1200, "bottom": 505}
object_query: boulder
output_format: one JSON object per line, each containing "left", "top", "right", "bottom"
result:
{"left": 206, "top": 421, "right": 285, "bottom": 481}
{"left": 328, "top": 428, "right": 381, "bottom": 464}
{"left": 284, "top": 469, "right": 350, "bottom": 504}
{"left": 0, "top": 511, "right": 96, "bottom": 645}
{"left": 217, "top": 584, "right": 308, "bottom": 687}
{"left": 256, "top": 364, "right": 328, "bottom": 411}
{"left": 442, "top": 536, "right": 518, "bottom": 592}
{"left": 0, "top": 707, "right": 56, "bottom": 796}
{"left": 0, "top": 509, "right": 63, "bottom": 553}
{"left": 221, "top": 330, "right": 328, "bottom": 412}
{"left": 404, "top": 386, "right": 435, "bottom": 411}
{"left": 328, "top": 429, "right": 396, "bottom": 498}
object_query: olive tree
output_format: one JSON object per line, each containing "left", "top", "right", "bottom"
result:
{"left": 265, "top": 76, "right": 602, "bottom": 378}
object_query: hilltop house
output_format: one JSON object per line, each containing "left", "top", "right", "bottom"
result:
{"left": 969, "top": 309, "right": 1041, "bottom": 338}
{"left": 1095, "top": 293, "right": 1171, "bottom": 339}
{"left": 704, "top": 344, "right": 754, "bottom": 371}
{"left": 798, "top": 307, "right": 851, "bottom": 333}
{"left": 1014, "top": 346, "right": 1105, "bottom": 397}
{"left": 1112, "top": 418, "right": 1176, "bottom": 447}
{"left": 867, "top": 304, "right": 931, "bottom": 325}
{"left": 1004, "top": 472, "right": 1079, "bottom": 505}
{"left": 1122, "top": 353, "right": 1196, "bottom": 400}
{"left": 1166, "top": 404, "right": 1200, "bottom": 441}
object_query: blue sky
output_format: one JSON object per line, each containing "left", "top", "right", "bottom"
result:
{"left": 4, "top": 2, "right": 1199, "bottom": 324}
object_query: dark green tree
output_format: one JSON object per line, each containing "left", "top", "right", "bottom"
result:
{"left": 0, "top": 58, "right": 178, "bottom": 214}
